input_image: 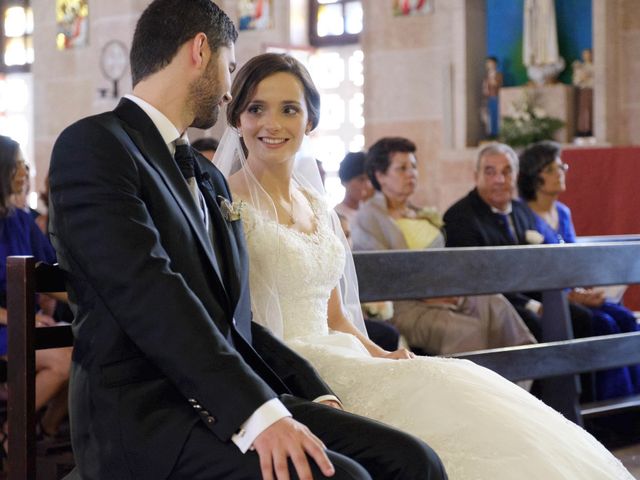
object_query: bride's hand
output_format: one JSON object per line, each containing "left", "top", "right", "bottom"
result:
{"left": 382, "top": 348, "right": 415, "bottom": 360}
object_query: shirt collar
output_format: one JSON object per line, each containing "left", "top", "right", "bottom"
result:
{"left": 124, "top": 94, "right": 188, "bottom": 154}
{"left": 490, "top": 203, "right": 512, "bottom": 215}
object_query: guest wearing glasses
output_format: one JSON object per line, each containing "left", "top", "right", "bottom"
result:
{"left": 443, "top": 143, "right": 594, "bottom": 345}
{"left": 519, "top": 140, "right": 640, "bottom": 400}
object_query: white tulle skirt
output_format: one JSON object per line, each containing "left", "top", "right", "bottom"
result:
{"left": 287, "top": 331, "right": 632, "bottom": 480}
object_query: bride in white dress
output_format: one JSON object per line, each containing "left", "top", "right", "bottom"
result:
{"left": 215, "top": 52, "right": 633, "bottom": 479}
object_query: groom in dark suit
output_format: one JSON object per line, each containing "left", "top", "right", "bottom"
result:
{"left": 48, "top": 1, "right": 445, "bottom": 479}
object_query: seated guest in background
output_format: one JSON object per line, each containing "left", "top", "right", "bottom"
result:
{"left": 335, "top": 151, "right": 374, "bottom": 224}
{"left": 443, "top": 143, "right": 595, "bottom": 344}
{"left": 11, "top": 162, "right": 40, "bottom": 221}
{"left": 519, "top": 140, "right": 640, "bottom": 400}
{"left": 351, "top": 137, "right": 535, "bottom": 355}
{"left": 335, "top": 152, "right": 399, "bottom": 351}
{"left": 0, "top": 135, "right": 71, "bottom": 448}
{"left": 191, "top": 136, "right": 219, "bottom": 161}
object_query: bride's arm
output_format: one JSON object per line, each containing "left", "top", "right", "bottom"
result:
{"left": 326, "top": 287, "right": 414, "bottom": 360}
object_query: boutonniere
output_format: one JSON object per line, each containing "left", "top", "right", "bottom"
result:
{"left": 415, "top": 207, "right": 445, "bottom": 229}
{"left": 362, "top": 301, "right": 394, "bottom": 321}
{"left": 218, "top": 196, "right": 245, "bottom": 222}
{"left": 525, "top": 230, "right": 544, "bottom": 245}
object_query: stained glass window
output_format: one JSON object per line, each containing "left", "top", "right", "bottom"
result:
{"left": 1, "top": 1, "right": 33, "bottom": 71}
{"left": 0, "top": 1, "right": 34, "bottom": 192}
{"left": 307, "top": 45, "right": 364, "bottom": 206}
{"left": 309, "top": 0, "right": 362, "bottom": 47}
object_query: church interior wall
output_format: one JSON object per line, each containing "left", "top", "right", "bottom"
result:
{"left": 29, "top": 0, "right": 639, "bottom": 211}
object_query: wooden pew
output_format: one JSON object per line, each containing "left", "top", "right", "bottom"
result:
{"left": 7, "top": 240, "right": 640, "bottom": 476}
{"left": 6, "top": 256, "right": 73, "bottom": 480}
{"left": 353, "top": 241, "right": 640, "bottom": 425}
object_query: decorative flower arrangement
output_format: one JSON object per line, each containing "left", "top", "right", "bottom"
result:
{"left": 524, "top": 230, "right": 544, "bottom": 245}
{"left": 362, "top": 301, "right": 394, "bottom": 321}
{"left": 218, "top": 196, "right": 245, "bottom": 222}
{"left": 414, "top": 207, "right": 444, "bottom": 229}
{"left": 499, "top": 90, "right": 564, "bottom": 148}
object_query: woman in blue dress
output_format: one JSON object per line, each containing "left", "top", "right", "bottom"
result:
{"left": 519, "top": 140, "right": 640, "bottom": 400}
{"left": 0, "top": 135, "right": 71, "bottom": 451}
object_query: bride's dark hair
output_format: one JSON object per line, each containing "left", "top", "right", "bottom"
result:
{"left": 226, "top": 53, "right": 321, "bottom": 131}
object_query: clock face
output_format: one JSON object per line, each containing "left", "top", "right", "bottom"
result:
{"left": 100, "top": 40, "right": 129, "bottom": 81}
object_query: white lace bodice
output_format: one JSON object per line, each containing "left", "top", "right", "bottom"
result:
{"left": 240, "top": 192, "right": 345, "bottom": 340}
{"left": 234, "top": 189, "right": 633, "bottom": 480}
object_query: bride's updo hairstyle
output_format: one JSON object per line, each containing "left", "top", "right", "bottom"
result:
{"left": 226, "top": 53, "right": 321, "bottom": 131}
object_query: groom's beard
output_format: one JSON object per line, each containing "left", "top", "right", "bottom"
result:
{"left": 189, "top": 60, "right": 223, "bottom": 130}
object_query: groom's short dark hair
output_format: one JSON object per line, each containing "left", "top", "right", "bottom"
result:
{"left": 130, "top": 0, "right": 237, "bottom": 87}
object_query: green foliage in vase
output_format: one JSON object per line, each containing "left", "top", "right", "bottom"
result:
{"left": 499, "top": 90, "right": 564, "bottom": 148}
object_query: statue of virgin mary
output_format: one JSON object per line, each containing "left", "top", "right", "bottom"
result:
{"left": 523, "top": 0, "right": 565, "bottom": 85}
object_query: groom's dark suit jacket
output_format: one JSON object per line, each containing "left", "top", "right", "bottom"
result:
{"left": 48, "top": 99, "right": 333, "bottom": 479}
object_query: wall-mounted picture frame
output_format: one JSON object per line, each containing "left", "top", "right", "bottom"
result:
{"left": 56, "top": 0, "right": 89, "bottom": 50}
{"left": 239, "top": 0, "right": 274, "bottom": 31}
{"left": 393, "top": 0, "right": 434, "bottom": 17}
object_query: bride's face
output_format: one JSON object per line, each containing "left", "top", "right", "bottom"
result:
{"left": 238, "top": 72, "right": 311, "bottom": 167}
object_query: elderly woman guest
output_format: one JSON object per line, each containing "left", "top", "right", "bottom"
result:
{"left": 0, "top": 136, "right": 71, "bottom": 448}
{"left": 519, "top": 140, "right": 640, "bottom": 400}
{"left": 351, "top": 137, "right": 535, "bottom": 355}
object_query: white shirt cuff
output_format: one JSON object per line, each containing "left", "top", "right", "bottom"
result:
{"left": 525, "top": 299, "right": 542, "bottom": 315}
{"left": 313, "top": 394, "right": 343, "bottom": 408}
{"left": 231, "top": 399, "right": 291, "bottom": 453}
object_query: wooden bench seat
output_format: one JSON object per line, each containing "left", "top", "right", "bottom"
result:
{"left": 6, "top": 256, "right": 73, "bottom": 480}
{"left": 6, "top": 238, "right": 640, "bottom": 476}
{"left": 353, "top": 241, "right": 640, "bottom": 425}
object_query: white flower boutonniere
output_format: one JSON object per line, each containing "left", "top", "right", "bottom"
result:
{"left": 525, "top": 230, "right": 544, "bottom": 245}
{"left": 218, "top": 196, "right": 245, "bottom": 222}
{"left": 362, "top": 301, "right": 394, "bottom": 321}
{"left": 415, "top": 207, "right": 445, "bottom": 229}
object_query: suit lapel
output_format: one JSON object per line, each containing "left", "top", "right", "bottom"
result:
{"left": 113, "top": 99, "right": 228, "bottom": 298}
{"left": 194, "top": 159, "right": 243, "bottom": 307}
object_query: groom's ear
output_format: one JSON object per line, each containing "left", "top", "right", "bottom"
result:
{"left": 189, "top": 33, "right": 209, "bottom": 70}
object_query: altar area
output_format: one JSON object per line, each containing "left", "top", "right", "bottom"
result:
{"left": 499, "top": 84, "right": 577, "bottom": 143}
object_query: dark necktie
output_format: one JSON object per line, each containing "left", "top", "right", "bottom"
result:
{"left": 499, "top": 213, "right": 516, "bottom": 243}
{"left": 174, "top": 143, "right": 195, "bottom": 181}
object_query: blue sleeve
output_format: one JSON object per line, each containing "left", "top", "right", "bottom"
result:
{"left": 556, "top": 203, "right": 577, "bottom": 243}
{"left": 529, "top": 209, "right": 560, "bottom": 244}
{"left": 27, "top": 215, "right": 56, "bottom": 264}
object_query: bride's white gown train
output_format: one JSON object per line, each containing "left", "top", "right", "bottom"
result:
{"left": 240, "top": 196, "right": 632, "bottom": 480}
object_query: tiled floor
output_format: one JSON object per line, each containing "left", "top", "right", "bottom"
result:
{"left": 614, "top": 443, "right": 640, "bottom": 478}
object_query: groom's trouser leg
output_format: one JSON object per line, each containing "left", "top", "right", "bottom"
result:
{"left": 283, "top": 395, "right": 447, "bottom": 480}
{"left": 167, "top": 420, "right": 372, "bottom": 480}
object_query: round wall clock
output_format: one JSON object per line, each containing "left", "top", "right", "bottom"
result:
{"left": 100, "top": 40, "right": 129, "bottom": 81}
{"left": 99, "top": 40, "right": 129, "bottom": 98}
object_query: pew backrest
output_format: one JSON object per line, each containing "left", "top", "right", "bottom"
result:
{"left": 353, "top": 241, "right": 640, "bottom": 424}
{"left": 6, "top": 256, "right": 73, "bottom": 480}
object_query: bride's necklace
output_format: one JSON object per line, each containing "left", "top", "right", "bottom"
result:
{"left": 273, "top": 194, "right": 297, "bottom": 225}
{"left": 285, "top": 198, "right": 296, "bottom": 225}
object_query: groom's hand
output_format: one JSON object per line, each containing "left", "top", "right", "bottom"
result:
{"left": 253, "top": 417, "right": 335, "bottom": 480}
